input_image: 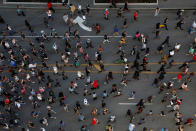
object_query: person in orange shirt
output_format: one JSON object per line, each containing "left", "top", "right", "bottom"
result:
{"left": 98, "top": 45, "right": 103, "bottom": 52}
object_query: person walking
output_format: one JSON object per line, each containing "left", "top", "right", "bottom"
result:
{"left": 176, "top": 18, "right": 184, "bottom": 30}
{"left": 63, "top": 13, "right": 68, "bottom": 24}
{"left": 86, "top": 4, "right": 90, "bottom": 15}
{"left": 113, "top": 25, "right": 119, "bottom": 35}
{"left": 154, "top": 7, "right": 160, "bottom": 16}
{"left": 104, "top": 8, "right": 109, "bottom": 20}
{"left": 163, "top": 17, "right": 168, "bottom": 30}
{"left": 103, "top": 34, "right": 111, "bottom": 44}
{"left": 162, "top": 36, "right": 170, "bottom": 47}
{"left": 123, "top": 1, "right": 129, "bottom": 11}
{"left": 17, "top": 5, "right": 25, "bottom": 16}
{"left": 70, "top": 4, "right": 76, "bottom": 15}
{"left": 123, "top": 18, "right": 128, "bottom": 28}
{"left": 133, "top": 11, "right": 138, "bottom": 21}
{"left": 95, "top": 23, "right": 101, "bottom": 34}
{"left": 47, "top": 1, "right": 55, "bottom": 13}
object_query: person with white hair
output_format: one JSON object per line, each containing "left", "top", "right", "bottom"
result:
{"left": 86, "top": 39, "right": 93, "bottom": 48}
{"left": 104, "top": 8, "right": 109, "bottom": 20}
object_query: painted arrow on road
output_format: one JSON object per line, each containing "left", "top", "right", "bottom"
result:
{"left": 73, "top": 16, "right": 92, "bottom": 32}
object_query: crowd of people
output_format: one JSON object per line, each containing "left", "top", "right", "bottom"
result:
{"left": 0, "top": 1, "right": 196, "bottom": 131}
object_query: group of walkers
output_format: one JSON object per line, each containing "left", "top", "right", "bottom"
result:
{"left": 0, "top": 1, "right": 196, "bottom": 131}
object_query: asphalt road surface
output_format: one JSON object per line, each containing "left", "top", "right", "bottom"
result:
{"left": 0, "top": 8, "right": 196, "bottom": 131}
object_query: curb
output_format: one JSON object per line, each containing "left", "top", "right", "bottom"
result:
{"left": 0, "top": 5, "right": 196, "bottom": 10}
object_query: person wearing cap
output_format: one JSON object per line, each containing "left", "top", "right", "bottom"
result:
{"left": 177, "top": 9, "right": 184, "bottom": 20}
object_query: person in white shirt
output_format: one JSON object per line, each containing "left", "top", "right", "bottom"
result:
{"left": 63, "top": 13, "right": 68, "bottom": 24}
{"left": 128, "top": 121, "right": 135, "bottom": 131}
{"left": 175, "top": 42, "right": 181, "bottom": 51}
{"left": 77, "top": 71, "right": 84, "bottom": 80}
{"left": 46, "top": 10, "right": 53, "bottom": 20}
{"left": 53, "top": 66, "right": 58, "bottom": 75}
{"left": 40, "top": 127, "right": 46, "bottom": 131}
{"left": 78, "top": 5, "right": 82, "bottom": 14}
{"left": 83, "top": 98, "right": 89, "bottom": 106}
{"left": 169, "top": 49, "right": 175, "bottom": 57}
{"left": 53, "top": 42, "right": 58, "bottom": 54}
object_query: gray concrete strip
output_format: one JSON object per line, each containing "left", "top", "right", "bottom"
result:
{"left": 0, "top": 5, "right": 195, "bottom": 10}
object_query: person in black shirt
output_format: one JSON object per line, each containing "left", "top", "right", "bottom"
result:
{"left": 176, "top": 19, "right": 184, "bottom": 30}
{"left": 163, "top": 17, "right": 168, "bottom": 30}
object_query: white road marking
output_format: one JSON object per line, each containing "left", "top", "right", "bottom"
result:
{"left": 118, "top": 103, "right": 153, "bottom": 105}
{"left": 3, "top": 0, "right": 65, "bottom": 4}
{"left": 73, "top": 16, "right": 92, "bottom": 32}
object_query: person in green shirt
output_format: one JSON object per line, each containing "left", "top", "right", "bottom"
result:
{"left": 188, "top": 46, "right": 194, "bottom": 55}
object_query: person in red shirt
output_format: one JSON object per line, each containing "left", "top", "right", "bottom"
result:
{"left": 192, "top": 53, "right": 196, "bottom": 61}
{"left": 177, "top": 73, "right": 182, "bottom": 82}
{"left": 4, "top": 97, "right": 10, "bottom": 104}
{"left": 92, "top": 117, "right": 98, "bottom": 125}
{"left": 95, "top": 24, "right": 100, "bottom": 34}
{"left": 184, "top": 118, "right": 194, "bottom": 126}
{"left": 134, "top": 10, "right": 138, "bottom": 21}
{"left": 47, "top": 1, "right": 55, "bottom": 13}
{"left": 104, "top": 8, "right": 109, "bottom": 20}
{"left": 92, "top": 80, "right": 99, "bottom": 89}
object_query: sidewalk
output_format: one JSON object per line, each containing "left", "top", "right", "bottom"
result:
{"left": 0, "top": 0, "right": 196, "bottom": 9}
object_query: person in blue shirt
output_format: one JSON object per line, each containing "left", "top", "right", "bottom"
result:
{"left": 113, "top": 25, "right": 119, "bottom": 35}
{"left": 161, "top": 128, "right": 168, "bottom": 131}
